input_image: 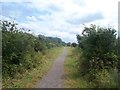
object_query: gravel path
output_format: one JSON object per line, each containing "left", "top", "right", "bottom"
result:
{"left": 35, "top": 47, "right": 68, "bottom": 88}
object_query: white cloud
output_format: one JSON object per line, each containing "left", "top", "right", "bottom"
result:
{"left": 1, "top": 0, "right": 119, "bottom": 42}
{"left": 27, "top": 16, "right": 37, "bottom": 21}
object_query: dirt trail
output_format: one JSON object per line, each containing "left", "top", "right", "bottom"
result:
{"left": 35, "top": 47, "right": 68, "bottom": 88}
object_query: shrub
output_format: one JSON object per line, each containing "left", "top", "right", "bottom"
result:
{"left": 77, "top": 25, "right": 119, "bottom": 87}
{"left": 1, "top": 20, "right": 65, "bottom": 78}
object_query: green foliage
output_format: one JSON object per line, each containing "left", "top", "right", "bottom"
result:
{"left": 88, "top": 69, "right": 118, "bottom": 88}
{"left": 1, "top": 20, "right": 65, "bottom": 78}
{"left": 3, "top": 47, "right": 63, "bottom": 88}
{"left": 67, "top": 42, "right": 71, "bottom": 46}
{"left": 71, "top": 43, "right": 77, "bottom": 47}
{"left": 76, "top": 25, "right": 119, "bottom": 87}
{"left": 77, "top": 25, "right": 117, "bottom": 72}
{"left": 64, "top": 47, "right": 89, "bottom": 88}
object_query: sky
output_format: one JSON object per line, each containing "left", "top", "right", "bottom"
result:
{"left": 1, "top": 0, "right": 119, "bottom": 43}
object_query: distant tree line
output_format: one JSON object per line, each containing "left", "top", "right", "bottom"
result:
{"left": 67, "top": 42, "right": 77, "bottom": 47}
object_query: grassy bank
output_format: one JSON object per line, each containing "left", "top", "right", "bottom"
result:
{"left": 3, "top": 47, "right": 63, "bottom": 88}
{"left": 64, "top": 47, "right": 119, "bottom": 88}
{"left": 64, "top": 47, "right": 89, "bottom": 88}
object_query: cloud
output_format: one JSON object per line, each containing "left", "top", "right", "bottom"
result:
{"left": 66, "top": 12, "right": 104, "bottom": 25}
{"left": 1, "top": 0, "right": 119, "bottom": 43}
{"left": 27, "top": 16, "right": 37, "bottom": 21}
{"left": 81, "top": 12, "right": 104, "bottom": 23}
{"left": 48, "top": 4, "right": 61, "bottom": 12}
{"left": 71, "top": 0, "right": 86, "bottom": 7}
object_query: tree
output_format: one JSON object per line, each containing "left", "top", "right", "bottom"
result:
{"left": 1, "top": 20, "right": 66, "bottom": 78}
{"left": 67, "top": 42, "right": 71, "bottom": 46}
{"left": 71, "top": 42, "right": 77, "bottom": 47}
{"left": 77, "top": 25, "right": 118, "bottom": 75}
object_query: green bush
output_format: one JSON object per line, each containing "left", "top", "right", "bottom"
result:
{"left": 1, "top": 20, "right": 66, "bottom": 78}
{"left": 77, "top": 25, "right": 119, "bottom": 87}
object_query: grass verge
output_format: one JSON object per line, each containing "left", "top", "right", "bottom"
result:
{"left": 3, "top": 47, "right": 63, "bottom": 88}
{"left": 64, "top": 47, "right": 89, "bottom": 88}
{"left": 64, "top": 47, "right": 119, "bottom": 88}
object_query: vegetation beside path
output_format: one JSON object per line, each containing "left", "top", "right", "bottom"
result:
{"left": 64, "top": 47, "right": 89, "bottom": 88}
{"left": 2, "top": 20, "right": 65, "bottom": 88}
{"left": 64, "top": 25, "right": 120, "bottom": 88}
{"left": 64, "top": 47, "right": 119, "bottom": 88}
{"left": 3, "top": 47, "right": 63, "bottom": 88}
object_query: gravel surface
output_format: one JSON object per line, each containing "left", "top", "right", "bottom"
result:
{"left": 35, "top": 47, "right": 68, "bottom": 88}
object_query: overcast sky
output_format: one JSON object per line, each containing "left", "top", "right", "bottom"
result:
{"left": 1, "top": 0, "right": 119, "bottom": 43}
